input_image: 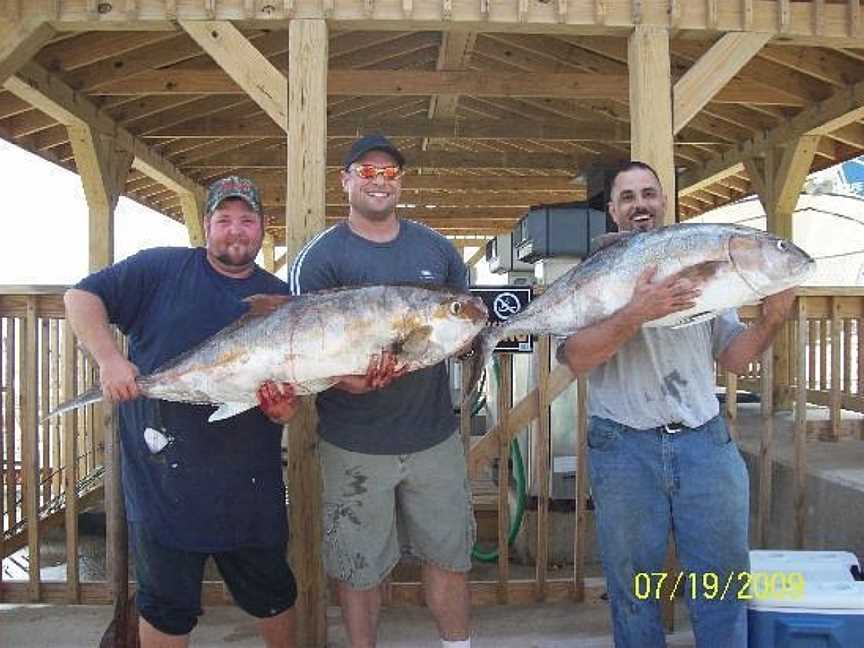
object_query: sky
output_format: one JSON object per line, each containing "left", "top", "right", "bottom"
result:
{"left": 0, "top": 139, "right": 498, "bottom": 287}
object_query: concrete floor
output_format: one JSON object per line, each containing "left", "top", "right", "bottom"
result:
{"left": 0, "top": 600, "right": 696, "bottom": 647}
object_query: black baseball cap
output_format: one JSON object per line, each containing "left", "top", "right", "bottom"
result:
{"left": 343, "top": 134, "right": 405, "bottom": 169}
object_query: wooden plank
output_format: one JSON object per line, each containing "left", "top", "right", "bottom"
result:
{"left": 794, "top": 299, "right": 808, "bottom": 549}
{"left": 673, "top": 32, "right": 771, "bottom": 135}
{"left": 4, "top": 319, "right": 17, "bottom": 535}
{"left": 21, "top": 298, "right": 40, "bottom": 601}
{"left": 820, "top": 319, "right": 828, "bottom": 391}
{"left": 39, "top": 319, "right": 50, "bottom": 505}
{"left": 826, "top": 298, "right": 843, "bottom": 441}
{"left": 809, "top": 319, "right": 818, "bottom": 389}
{"left": 496, "top": 353, "right": 512, "bottom": 604}
{"left": 680, "top": 78, "right": 864, "bottom": 193}
{"left": 178, "top": 188, "right": 206, "bottom": 247}
{"left": 61, "top": 321, "right": 80, "bottom": 602}
{"left": 286, "top": 18, "right": 327, "bottom": 648}
{"left": 428, "top": 30, "right": 477, "bottom": 124}
{"left": 469, "top": 364, "right": 574, "bottom": 476}
{"left": 859, "top": 318, "right": 864, "bottom": 398}
{"left": 572, "top": 375, "right": 588, "bottom": 601}
{"left": 756, "top": 344, "right": 774, "bottom": 548}
{"left": 628, "top": 25, "right": 675, "bottom": 224}
{"left": 534, "top": 336, "right": 551, "bottom": 601}
{"left": 0, "top": 18, "right": 54, "bottom": 86}
{"left": 180, "top": 20, "right": 287, "bottom": 129}
{"left": 4, "top": 61, "right": 202, "bottom": 198}
{"left": 725, "top": 371, "right": 738, "bottom": 422}
{"left": 0, "top": 319, "right": 5, "bottom": 595}
{"left": 103, "top": 400, "right": 125, "bottom": 602}
{"left": 67, "top": 124, "right": 133, "bottom": 271}
{"left": 49, "top": 320, "right": 60, "bottom": 499}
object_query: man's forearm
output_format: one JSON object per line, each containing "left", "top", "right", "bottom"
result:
{"left": 560, "top": 306, "right": 643, "bottom": 375}
{"left": 718, "top": 315, "right": 787, "bottom": 375}
{"left": 63, "top": 288, "right": 124, "bottom": 366}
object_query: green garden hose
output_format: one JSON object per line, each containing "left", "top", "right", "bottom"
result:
{"left": 471, "top": 356, "right": 528, "bottom": 563}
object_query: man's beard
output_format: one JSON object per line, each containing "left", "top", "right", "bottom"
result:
{"left": 214, "top": 241, "right": 257, "bottom": 267}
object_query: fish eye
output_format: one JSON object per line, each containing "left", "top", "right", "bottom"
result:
{"left": 776, "top": 240, "right": 787, "bottom": 252}
{"left": 449, "top": 301, "right": 462, "bottom": 316}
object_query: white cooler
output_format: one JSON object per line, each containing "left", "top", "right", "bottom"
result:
{"left": 748, "top": 550, "right": 864, "bottom": 648}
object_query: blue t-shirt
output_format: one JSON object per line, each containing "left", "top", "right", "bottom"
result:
{"left": 289, "top": 220, "right": 468, "bottom": 454}
{"left": 76, "top": 247, "right": 290, "bottom": 552}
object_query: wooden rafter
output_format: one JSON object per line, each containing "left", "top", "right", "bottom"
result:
{"left": 0, "top": 18, "right": 54, "bottom": 85}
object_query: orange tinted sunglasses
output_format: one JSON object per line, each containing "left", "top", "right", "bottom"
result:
{"left": 351, "top": 164, "right": 403, "bottom": 180}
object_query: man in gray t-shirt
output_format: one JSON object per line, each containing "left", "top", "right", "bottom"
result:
{"left": 558, "top": 162, "right": 795, "bottom": 648}
{"left": 290, "top": 135, "right": 475, "bottom": 648}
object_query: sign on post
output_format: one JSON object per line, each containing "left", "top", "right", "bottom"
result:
{"left": 470, "top": 286, "right": 534, "bottom": 353}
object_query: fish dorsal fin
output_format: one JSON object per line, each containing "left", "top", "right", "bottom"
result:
{"left": 673, "top": 260, "right": 727, "bottom": 285}
{"left": 668, "top": 311, "right": 717, "bottom": 330}
{"left": 591, "top": 231, "right": 636, "bottom": 254}
{"left": 240, "top": 294, "right": 293, "bottom": 321}
{"left": 208, "top": 402, "right": 258, "bottom": 422}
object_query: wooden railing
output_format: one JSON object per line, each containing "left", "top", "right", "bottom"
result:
{"left": 2, "top": 286, "right": 863, "bottom": 636}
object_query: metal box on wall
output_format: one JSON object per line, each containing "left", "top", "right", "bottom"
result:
{"left": 485, "top": 232, "right": 534, "bottom": 274}
{"left": 513, "top": 202, "right": 608, "bottom": 263}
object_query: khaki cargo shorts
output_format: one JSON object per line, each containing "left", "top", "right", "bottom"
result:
{"left": 319, "top": 432, "right": 476, "bottom": 589}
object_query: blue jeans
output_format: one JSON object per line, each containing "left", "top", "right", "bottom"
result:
{"left": 588, "top": 415, "right": 749, "bottom": 648}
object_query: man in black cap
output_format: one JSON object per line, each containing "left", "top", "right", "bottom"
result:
{"left": 64, "top": 176, "right": 300, "bottom": 647}
{"left": 290, "top": 136, "right": 475, "bottom": 648}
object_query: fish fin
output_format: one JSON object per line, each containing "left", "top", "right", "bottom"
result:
{"left": 208, "top": 402, "right": 258, "bottom": 422}
{"left": 241, "top": 294, "right": 292, "bottom": 320}
{"left": 461, "top": 328, "right": 501, "bottom": 406}
{"left": 668, "top": 311, "right": 717, "bottom": 329}
{"left": 590, "top": 231, "right": 636, "bottom": 253}
{"left": 43, "top": 385, "right": 103, "bottom": 420}
{"left": 673, "top": 260, "right": 727, "bottom": 285}
{"left": 293, "top": 378, "right": 338, "bottom": 395}
{"left": 397, "top": 325, "right": 434, "bottom": 356}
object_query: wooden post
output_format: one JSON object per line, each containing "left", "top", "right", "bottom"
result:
{"left": 825, "top": 297, "right": 842, "bottom": 441}
{"left": 745, "top": 137, "right": 819, "bottom": 410}
{"left": 21, "top": 298, "right": 40, "bottom": 601}
{"left": 794, "top": 298, "right": 809, "bottom": 548}
{"left": 628, "top": 25, "right": 675, "bottom": 224}
{"left": 179, "top": 189, "right": 206, "bottom": 247}
{"left": 286, "top": 18, "right": 328, "bottom": 648}
{"left": 262, "top": 233, "right": 276, "bottom": 273}
{"left": 572, "top": 375, "right": 589, "bottom": 601}
{"left": 5, "top": 318, "right": 17, "bottom": 534}
{"left": 534, "top": 336, "right": 551, "bottom": 601}
{"left": 756, "top": 344, "right": 775, "bottom": 548}
{"left": 0, "top": 18, "right": 54, "bottom": 86}
{"left": 62, "top": 321, "right": 80, "bottom": 602}
{"left": 496, "top": 353, "right": 512, "bottom": 604}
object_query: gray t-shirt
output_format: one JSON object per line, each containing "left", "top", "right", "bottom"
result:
{"left": 289, "top": 220, "right": 468, "bottom": 454}
{"left": 586, "top": 310, "right": 745, "bottom": 429}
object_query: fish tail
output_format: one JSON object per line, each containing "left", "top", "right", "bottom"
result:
{"left": 461, "top": 328, "right": 501, "bottom": 405}
{"left": 43, "top": 385, "right": 104, "bottom": 421}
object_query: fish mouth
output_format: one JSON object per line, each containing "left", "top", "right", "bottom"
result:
{"left": 461, "top": 298, "right": 489, "bottom": 325}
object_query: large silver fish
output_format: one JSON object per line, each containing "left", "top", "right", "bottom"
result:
{"left": 467, "top": 223, "right": 815, "bottom": 389}
{"left": 49, "top": 285, "right": 488, "bottom": 422}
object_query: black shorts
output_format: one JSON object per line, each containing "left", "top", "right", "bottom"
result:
{"left": 130, "top": 522, "right": 297, "bottom": 636}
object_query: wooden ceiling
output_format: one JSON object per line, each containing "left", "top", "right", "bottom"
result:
{"left": 4, "top": 1, "right": 864, "bottom": 245}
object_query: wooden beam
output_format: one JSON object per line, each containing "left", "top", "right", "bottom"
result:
{"left": 185, "top": 149, "right": 607, "bottom": 170}
{"left": 67, "top": 124, "right": 134, "bottom": 270}
{"left": 4, "top": 62, "right": 202, "bottom": 199}
{"left": 680, "top": 77, "right": 864, "bottom": 193}
{"left": 139, "top": 115, "right": 728, "bottom": 146}
{"left": 178, "top": 187, "right": 206, "bottom": 247}
{"left": 673, "top": 32, "right": 771, "bottom": 134}
{"left": 179, "top": 20, "right": 287, "bottom": 130}
{"left": 261, "top": 233, "right": 276, "bottom": 272}
{"left": 91, "top": 69, "right": 804, "bottom": 106}
{"left": 286, "top": 18, "right": 327, "bottom": 648}
{"left": 628, "top": 25, "right": 675, "bottom": 224}
{"left": 0, "top": 18, "right": 54, "bottom": 85}
{"left": 18, "top": 1, "right": 864, "bottom": 46}
{"left": 428, "top": 31, "right": 477, "bottom": 121}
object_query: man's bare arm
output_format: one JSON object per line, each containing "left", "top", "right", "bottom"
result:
{"left": 64, "top": 288, "right": 141, "bottom": 401}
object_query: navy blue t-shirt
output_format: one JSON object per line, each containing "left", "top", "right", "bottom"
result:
{"left": 76, "top": 247, "right": 290, "bottom": 552}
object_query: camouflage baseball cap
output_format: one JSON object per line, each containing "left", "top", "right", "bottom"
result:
{"left": 205, "top": 175, "right": 263, "bottom": 216}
